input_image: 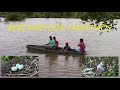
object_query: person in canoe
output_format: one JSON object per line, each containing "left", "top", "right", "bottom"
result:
{"left": 74, "top": 38, "right": 86, "bottom": 53}
{"left": 53, "top": 36, "right": 59, "bottom": 50}
{"left": 61, "top": 42, "right": 71, "bottom": 51}
{"left": 45, "top": 36, "right": 56, "bottom": 49}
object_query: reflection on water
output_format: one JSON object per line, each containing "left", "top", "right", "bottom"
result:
{"left": 45, "top": 53, "right": 58, "bottom": 65}
{"left": 0, "top": 18, "right": 120, "bottom": 77}
{"left": 38, "top": 53, "right": 85, "bottom": 78}
{"left": 27, "top": 49, "right": 86, "bottom": 77}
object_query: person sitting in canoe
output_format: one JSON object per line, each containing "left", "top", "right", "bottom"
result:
{"left": 74, "top": 38, "right": 86, "bottom": 53}
{"left": 53, "top": 36, "right": 59, "bottom": 50}
{"left": 61, "top": 42, "right": 71, "bottom": 51}
{"left": 45, "top": 36, "right": 56, "bottom": 49}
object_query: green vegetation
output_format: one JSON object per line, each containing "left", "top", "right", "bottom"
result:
{"left": 1, "top": 12, "right": 120, "bottom": 20}
{"left": 1, "top": 56, "right": 39, "bottom": 77}
{"left": 5, "top": 12, "right": 26, "bottom": 21}
{"left": 0, "top": 56, "right": 33, "bottom": 63}
{"left": 0, "top": 12, "right": 120, "bottom": 31}
{"left": 82, "top": 57, "right": 118, "bottom": 77}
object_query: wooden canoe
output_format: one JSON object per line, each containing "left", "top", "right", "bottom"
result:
{"left": 26, "top": 45, "right": 86, "bottom": 55}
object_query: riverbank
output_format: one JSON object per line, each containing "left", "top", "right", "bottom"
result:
{"left": 1, "top": 12, "right": 120, "bottom": 21}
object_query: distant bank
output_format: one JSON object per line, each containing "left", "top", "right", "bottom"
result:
{"left": 0, "top": 12, "right": 120, "bottom": 21}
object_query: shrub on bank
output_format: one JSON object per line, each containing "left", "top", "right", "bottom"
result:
{"left": 5, "top": 12, "right": 26, "bottom": 21}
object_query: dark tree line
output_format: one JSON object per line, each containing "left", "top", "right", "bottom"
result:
{"left": 0, "top": 12, "right": 119, "bottom": 31}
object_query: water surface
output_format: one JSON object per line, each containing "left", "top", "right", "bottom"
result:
{"left": 0, "top": 18, "right": 120, "bottom": 78}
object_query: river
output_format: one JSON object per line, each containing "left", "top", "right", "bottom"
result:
{"left": 0, "top": 18, "right": 120, "bottom": 78}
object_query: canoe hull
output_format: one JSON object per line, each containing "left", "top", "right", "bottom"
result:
{"left": 26, "top": 45, "right": 86, "bottom": 55}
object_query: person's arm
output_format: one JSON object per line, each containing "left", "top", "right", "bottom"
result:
{"left": 78, "top": 43, "right": 80, "bottom": 46}
{"left": 84, "top": 43, "right": 86, "bottom": 49}
{"left": 61, "top": 48, "right": 64, "bottom": 51}
{"left": 46, "top": 41, "right": 50, "bottom": 45}
{"left": 68, "top": 46, "right": 71, "bottom": 51}
{"left": 61, "top": 46, "right": 65, "bottom": 51}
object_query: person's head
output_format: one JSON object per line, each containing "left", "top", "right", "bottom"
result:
{"left": 80, "top": 38, "right": 84, "bottom": 42}
{"left": 49, "top": 36, "right": 52, "bottom": 40}
{"left": 65, "top": 42, "right": 69, "bottom": 46}
{"left": 53, "top": 36, "right": 56, "bottom": 40}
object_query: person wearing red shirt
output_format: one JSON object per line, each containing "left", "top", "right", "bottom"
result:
{"left": 53, "top": 36, "right": 59, "bottom": 50}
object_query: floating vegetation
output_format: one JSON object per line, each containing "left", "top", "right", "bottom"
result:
{"left": 82, "top": 57, "right": 119, "bottom": 77}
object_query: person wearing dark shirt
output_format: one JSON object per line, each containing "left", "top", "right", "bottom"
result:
{"left": 61, "top": 42, "right": 71, "bottom": 51}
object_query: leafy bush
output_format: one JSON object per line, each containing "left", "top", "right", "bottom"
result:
{"left": 0, "top": 56, "right": 35, "bottom": 63}
{"left": 5, "top": 12, "right": 26, "bottom": 21}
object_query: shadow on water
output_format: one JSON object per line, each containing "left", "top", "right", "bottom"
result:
{"left": 27, "top": 49, "right": 86, "bottom": 66}
{"left": 26, "top": 49, "right": 88, "bottom": 77}
{"left": 44, "top": 53, "right": 58, "bottom": 65}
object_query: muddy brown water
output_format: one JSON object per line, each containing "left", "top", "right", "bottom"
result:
{"left": 0, "top": 18, "right": 120, "bottom": 78}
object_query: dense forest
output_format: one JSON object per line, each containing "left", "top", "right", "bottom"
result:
{"left": 0, "top": 12, "right": 120, "bottom": 30}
